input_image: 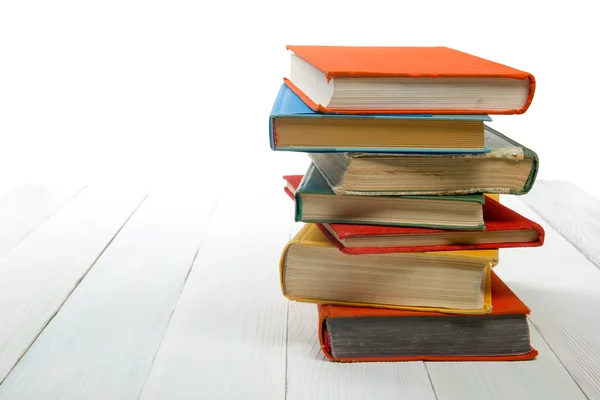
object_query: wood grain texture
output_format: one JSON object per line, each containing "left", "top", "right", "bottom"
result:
{"left": 494, "top": 195, "right": 600, "bottom": 399}
{"left": 0, "top": 187, "right": 145, "bottom": 385}
{"left": 0, "top": 185, "right": 84, "bottom": 259}
{"left": 286, "top": 301, "right": 436, "bottom": 400}
{"left": 427, "top": 327, "right": 586, "bottom": 400}
{"left": 139, "top": 186, "right": 290, "bottom": 400}
{"left": 0, "top": 188, "right": 218, "bottom": 400}
{"left": 522, "top": 180, "right": 600, "bottom": 270}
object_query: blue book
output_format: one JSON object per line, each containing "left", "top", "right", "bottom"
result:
{"left": 269, "top": 84, "right": 492, "bottom": 154}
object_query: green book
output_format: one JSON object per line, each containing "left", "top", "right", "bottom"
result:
{"left": 293, "top": 163, "right": 485, "bottom": 230}
{"left": 308, "top": 125, "right": 538, "bottom": 196}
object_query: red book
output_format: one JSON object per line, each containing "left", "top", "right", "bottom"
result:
{"left": 284, "top": 45, "right": 535, "bottom": 115}
{"left": 318, "top": 270, "right": 538, "bottom": 362}
{"left": 284, "top": 174, "right": 545, "bottom": 254}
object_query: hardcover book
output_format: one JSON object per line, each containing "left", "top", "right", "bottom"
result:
{"left": 269, "top": 83, "right": 492, "bottom": 154}
{"left": 308, "top": 125, "right": 538, "bottom": 196}
{"left": 283, "top": 174, "right": 545, "bottom": 253}
{"left": 280, "top": 223, "right": 498, "bottom": 315}
{"left": 288, "top": 163, "right": 486, "bottom": 230}
{"left": 318, "top": 270, "right": 537, "bottom": 362}
{"left": 284, "top": 45, "right": 535, "bottom": 115}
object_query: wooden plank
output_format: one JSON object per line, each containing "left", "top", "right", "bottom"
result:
{"left": 0, "top": 187, "right": 146, "bottom": 384}
{"left": 139, "top": 186, "right": 290, "bottom": 400}
{"left": 491, "top": 194, "right": 600, "bottom": 399}
{"left": 427, "top": 327, "right": 586, "bottom": 400}
{"left": 0, "top": 189, "right": 218, "bottom": 400}
{"left": 286, "top": 302, "right": 436, "bottom": 400}
{"left": 0, "top": 185, "right": 84, "bottom": 259}
{"left": 522, "top": 180, "right": 600, "bottom": 270}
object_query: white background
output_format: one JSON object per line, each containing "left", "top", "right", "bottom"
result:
{"left": 1, "top": 0, "right": 598, "bottom": 197}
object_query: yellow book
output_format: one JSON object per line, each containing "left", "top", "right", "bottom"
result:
{"left": 280, "top": 224, "right": 498, "bottom": 315}
{"left": 486, "top": 193, "right": 500, "bottom": 202}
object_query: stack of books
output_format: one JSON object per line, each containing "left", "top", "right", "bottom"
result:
{"left": 270, "top": 45, "right": 545, "bottom": 362}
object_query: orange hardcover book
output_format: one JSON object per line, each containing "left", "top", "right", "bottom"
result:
{"left": 285, "top": 45, "right": 535, "bottom": 115}
{"left": 318, "top": 270, "right": 538, "bottom": 362}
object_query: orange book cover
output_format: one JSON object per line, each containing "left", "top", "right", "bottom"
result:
{"left": 318, "top": 270, "right": 538, "bottom": 362}
{"left": 285, "top": 45, "right": 535, "bottom": 115}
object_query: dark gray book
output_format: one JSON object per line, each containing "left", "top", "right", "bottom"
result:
{"left": 318, "top": 271, "right": 538, "bottom": 362}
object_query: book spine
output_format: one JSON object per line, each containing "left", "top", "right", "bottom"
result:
{"left": 294, "top": 193, "right": 304, "bottom": 222}
{"left": 268, "top": 117, "right": 277, "bottom": 150}
{"left": 484, "top": 126, "right": 539, "bottom": 194}
{"left": 515, "top": 154, "right": 539, "bottom": 195}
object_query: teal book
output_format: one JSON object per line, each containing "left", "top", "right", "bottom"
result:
{"left": 291, "top": 163, "right": 486, "bottom": 230}
{"left": 308, "top": 125, "right": 539, "bottom": 196}
{"left": 269, "top": 84, "right": 492, "bottom": 154}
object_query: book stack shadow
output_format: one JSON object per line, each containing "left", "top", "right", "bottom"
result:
{"left": 270, "top": 46, "right": 545, "bottom": 362}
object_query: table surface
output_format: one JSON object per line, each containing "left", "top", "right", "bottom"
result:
{"left": 0, "top": 180, "right": 598, "bottom": 400}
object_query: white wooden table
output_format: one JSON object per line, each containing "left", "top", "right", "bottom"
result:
{"left": 0, "top": 180, "right": 598, "bottom": 400}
